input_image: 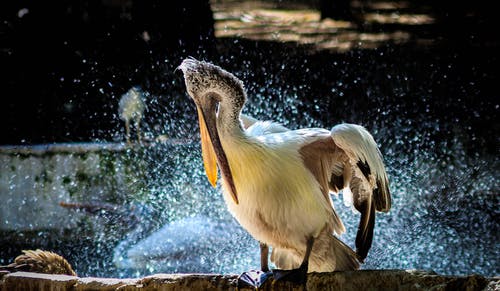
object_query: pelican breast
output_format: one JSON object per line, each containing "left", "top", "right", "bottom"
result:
{"left": 218, "top": 126, "right": 335, "bottom": 250}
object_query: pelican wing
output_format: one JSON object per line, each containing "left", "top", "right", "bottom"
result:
{"left": 300, "top": 124, "right": 391, "bottom": 261}
{"left": 242, "top": 115, "right": 290, "bottom": 136}
{"left": 240, "top": 122, "right": 347, "bottom": 242}
{"left": 298, "top": 131, "right": 347, "bottom": 236}
{"left": 330, "top": 124, "right": 391, "bottom": 212}
{"left": 240, "top": 114, "right": 260, "bottom": 129}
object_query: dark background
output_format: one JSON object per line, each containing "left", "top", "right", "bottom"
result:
{"left": 0, "top": 0, "right": 498, "bottom": 148}
{"left": 0, "top": 0, "right": 216, "bottom": 144}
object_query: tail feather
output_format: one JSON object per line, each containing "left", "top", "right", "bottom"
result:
{"left": 328, "top": 235, "right": 360, "bottom": 271}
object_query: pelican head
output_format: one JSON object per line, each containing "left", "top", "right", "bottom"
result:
{"left": 178, "top": 58, "right": 245, "bottom": 204}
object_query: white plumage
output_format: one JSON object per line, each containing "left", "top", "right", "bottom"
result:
{"left": 219, "top": 126, "right": 353, "bottom": 271}
{"left": 179, "top": 58, "right": 391, "bottom": 278}
{"left": 119, "top": 87, "right": 145, "bottom": 144}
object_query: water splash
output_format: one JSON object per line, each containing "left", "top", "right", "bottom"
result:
{"left": 105, "top": 56, "right": 498, "bottom": 277}
{"left": 1, "top": 44, "right": 498, "bottom": 278}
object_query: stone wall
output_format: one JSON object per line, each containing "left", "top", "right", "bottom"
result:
{"left": 0, "top": 143, "right": 146, "bottom": 231}
{"left": 1, "top": 270, "right": 498, "bottom": 291}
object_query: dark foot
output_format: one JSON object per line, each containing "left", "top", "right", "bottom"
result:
{"left": 272, "top": 263, "right": 308, "bottom": 284}
{"left": 238, "top": 270, "right": 273, "bottom": 288}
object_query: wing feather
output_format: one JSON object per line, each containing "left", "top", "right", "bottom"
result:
{"left": 299, "top": 134, "right": 347, "bottom": 235}
{"left": 330, "top": 123, "right": 391, "bottom": 260}
{"left": 300, "top": 124, "right": 391, "bottom": 261}
{"left": 273, "top": 124, "right": 390, "bottom": 261}
{"left": 331, "top": 124, "right": 391, "bottom": 212}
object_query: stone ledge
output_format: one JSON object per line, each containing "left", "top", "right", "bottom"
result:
{"left": 1, "top": 270, "right": 498, "bottom": 291}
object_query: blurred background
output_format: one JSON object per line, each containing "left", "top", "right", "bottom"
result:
{"left": 0, "top": 0, "right": 498, "bottom": 279}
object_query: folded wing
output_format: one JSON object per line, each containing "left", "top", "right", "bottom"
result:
{"left": 300, "top": 123, "right": 391, "bottom": 261}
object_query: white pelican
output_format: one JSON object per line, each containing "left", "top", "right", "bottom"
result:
{"left": 178, "top": 58, "right": 391, "bottom": 286}
{"left": 119, "top": 87, "right": 146, "bottom": 144}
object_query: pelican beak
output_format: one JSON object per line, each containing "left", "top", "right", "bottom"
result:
{"left": 196, "top": 102, "right": 239, "bottom": 205}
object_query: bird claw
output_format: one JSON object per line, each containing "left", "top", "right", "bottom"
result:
{"left": 237, "top": 269, "right": 273, "bottom": 288}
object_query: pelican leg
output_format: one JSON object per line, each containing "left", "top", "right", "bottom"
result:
{"left": 237, "top": 242, "right": 273, "bottom": 288}
{"left": 260, "top": 242, "right": 270, "bottom": 272}
{"left": 125, "top": 120, "right": 131, "bottom": 144}
{"left": 272, "top": 237, "right": 315, "bottom": 284}
{"left": 135, "top": 119, "right": 142, "bottom": 143}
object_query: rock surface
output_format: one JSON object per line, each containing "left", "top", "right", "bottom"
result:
{"left": 0, "top": 143, "right": 147, "bottom": 231}
{"left": 1, "top": 270, "right": 498, "bottom": 291}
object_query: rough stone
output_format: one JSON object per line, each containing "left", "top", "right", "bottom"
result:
{"left": 0, "top": 143, "right": 147, "bottom": 231}
{"left": 1, "top": 272, "right": 78, "bottom": 291}
{"left": 1, "top": 270, "right": 498, "bottom": 291}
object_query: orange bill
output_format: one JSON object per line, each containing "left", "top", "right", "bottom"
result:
{"left": 197, "top": 106, "right": 218, "bottom": 188}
